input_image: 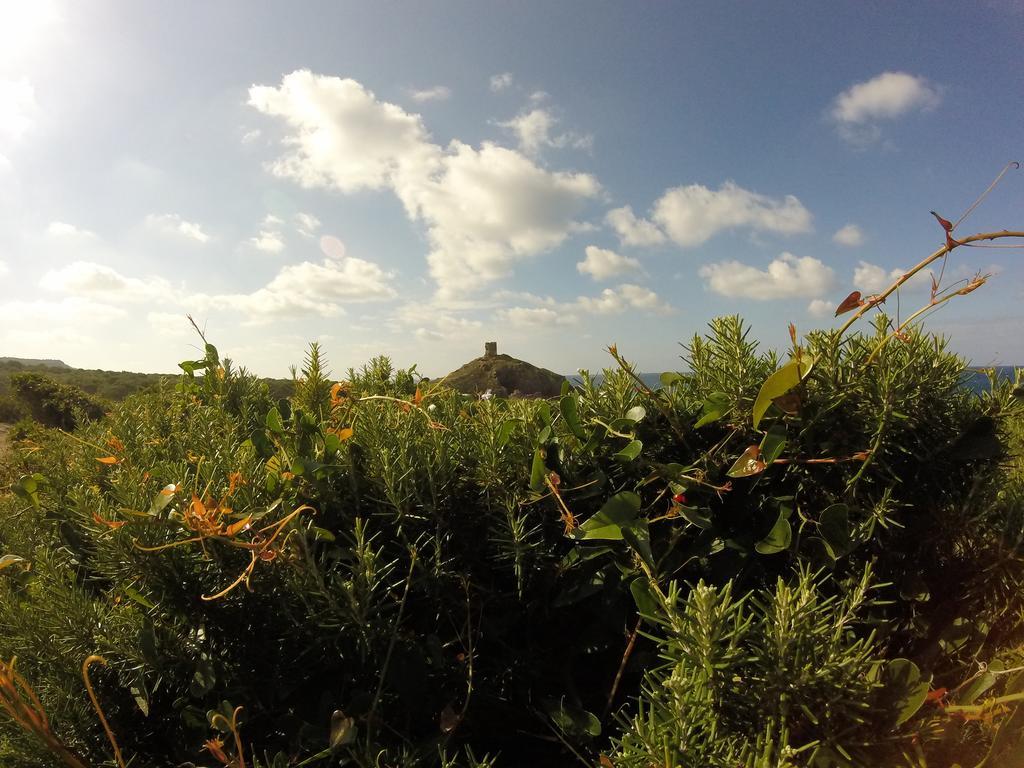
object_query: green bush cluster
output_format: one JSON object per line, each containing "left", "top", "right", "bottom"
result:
{"left": 0, "top": 317, "right": 1021, "bottom": 768}
{"left": 7, "top": 373, "right": 109, "bottom": 430}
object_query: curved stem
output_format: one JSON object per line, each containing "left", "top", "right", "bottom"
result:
{"left": 837, "top": 230, "right": 1024, "bottom": 337}
{"left": 81, "top": 656, "right": 126, "bottom": 768}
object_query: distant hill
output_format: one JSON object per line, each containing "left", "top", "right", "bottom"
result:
{"left": 0, "top": 357, "right": 72, "bottom": 369}
{"left": 443, "top": 345, "right": 565, "bottom": 398}
{"left": 0, "top": 359, "right": 294, "bottom": 403}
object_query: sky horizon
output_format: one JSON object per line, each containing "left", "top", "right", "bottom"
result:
{"left": 1, "top": 1, "right": 1022, "bottom": 378}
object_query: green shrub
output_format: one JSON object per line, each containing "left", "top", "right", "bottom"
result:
{"left": 7, "top": 373, "right": 107, "bottom": 430}
{"left": 0, "top": 395, "right": 26, "bottom": 423}
{"left": 0, "top": 319, "right": 1020, "bottom": 768}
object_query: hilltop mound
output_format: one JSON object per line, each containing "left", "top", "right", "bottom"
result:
{"left": 442, "top": 347, "right": 565, "bottom": 398}
{"left": 0, "top": 357, "right": 72, "bottom": 369}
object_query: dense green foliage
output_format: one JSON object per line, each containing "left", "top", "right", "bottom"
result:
{"left": 0, "top": 317, "right": 1021, "bottom": 768}
{"left": 7, "top": 373, "right": 109, "bottom": 430}
{"left": 0, "top": 360, "right": 293, "bottom": 407}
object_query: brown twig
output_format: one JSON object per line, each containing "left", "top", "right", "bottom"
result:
{"left": 837, "top": 230, "right": 1024, "bottom": 337}
{"left": 604, "top": 616, "right": 643, "bottom": 718}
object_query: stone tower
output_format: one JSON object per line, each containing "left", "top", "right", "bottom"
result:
{"left": 484, "top": 341, "right": 497, "bottom": 358}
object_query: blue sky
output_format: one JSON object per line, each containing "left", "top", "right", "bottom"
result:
{"left": 0, "top": 1, "right": 1021, "bottom": 376}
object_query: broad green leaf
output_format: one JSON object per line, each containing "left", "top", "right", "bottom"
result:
{"left": 266, "top": 407, "right": 284, "bottom": 434}
{"left": 178, "top": 359, "right": 208, "bottom": 375}
{"left": 622, "top": 523, "right": 654, "bottom": 571}
{"left": 817, "top": 504, "right": 850, "bottom": 558}
{"left": 537, "top": 401, "right": 552, "bottom": 428}
{"left": 323, "top": 433, "right": 342, "bottom": 454}
{"left": 130, "top": 678, "right": 149, "bottom": 717}
{"left": 496, "top": 419, "right": 517, "bottom": 449}
{"left": 559, "top": 396, "right": 586, "bottom": 440}
{"left": 625, "top": 405, "right": 646, "bottom": 423}
{"left": 958, "top": 670, "right": 997, "bottom": 705}
{"left": 727, "top": 446, "right": 766, "bottom": 478}
{"left": 330, "top": 710, "right": 357, "bottom": 749}
{"left": 679, "top": 506, "right": 712, "bottom": 530}
{"left": 12, "top": 473, "right": 47, "bottom": 507}
{"left": 752, "top": 355, "right": 815, "bottom": 430}
{"left": 884, "top": 658, "right": 929, "bottom": 725}
{"left": 310, "top": 526, "right": 336, "bottom": 542}
{"left": 759, "top": 425, "right": 787, "bottom": 464}
{"left": 147, "top": 484, "right": 178, "bottom": 516}
{"left": 660, "top": 371, "right": 683, "bottom": 387}
{"left": 190, "top": 661, "right": 216, "bottom": 697}
{"left": 542, "top": 699, "right": 601, "bottom": 738}
{"left": 755, "top": 510, "right": 792, "bottom": 554}
{"left": 613, "top": 440, "right": 643, "bottom": 463}
{"left": 530, "top": 448, "right": 547, "bottom": 492}
{"left": 630, "top": 577, "right": 660, "bottom": 619}
{"left": 576, "top": 492, "right": 641, "bottom": 541}
{"left": 250, "top": 430, "right": 275, "bottom": 458}
{"left": 694, "top": 392, "right": 731, "bottom": 428}
{"left": 124, "top": 587, "right": 156, "bottom": 609}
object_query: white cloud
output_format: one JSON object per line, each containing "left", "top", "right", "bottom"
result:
{"left": 248, "top": 214, "right": 287, "bottom": 253}
{"left": 196, "top": 243, "right": 397, "bottom": 323}
{"left": 574, "top": 283, "right": 674, "bottom": 315}
{"left": 499, "top": 283, "right": 674, "bottom": 326}
{"left": 0, "top": 78, "right": 36, "bottom": 145}
{"left": 0, "top": 259, "right": 7, "bottom": 277}
{"left": 251, "top": 231, "right": 285, "bottom": 254}
{"left": 605, "top": 205, "right": 667, "bottom": 247}
{"left": 294, "top": 212, "right": 321, "bottom": 237}
{"left": 0, "top": 1, "right": 61, "bottom": 67}
{"left": 489, "top": 72, "right": 514, "bottom": 92}
{"left": 46, "top": 221, "right": 98, "bottom": 240}
{"left": 651, "top": 182, "right": 812, "bottom": 247}
{"left": 248, "top": 72, "right": 436, "bottom": 193}
{"left": 577, "top": 245, "right": 641, "bottom": 281}
{"left": 414, "top": 327, "right": 445, "bottom": 341}
{"left": 497, "top": 108, "right": 592, "bottom": 155}
{"left": 147, "top": 311, "right": 191, "bottom": 338}
{"left": 498, "top": 306, "right": 575, "bottom": 328}
{"left": 409, "top": 85, "right": 452, "bottom": 103}
{"left": 832, "top": 223, "right": 865, "bottom": 247}
{"left": 830, "top": 72, "right": 941, "bottom": 145}
{"left": 853, "top": 260, "right": 932, "bottom": 293}
{"left": 807, "top": 298, "right": 833, "bottom": 317}
{"left": 250, "top": 71, "right": 601, "bottom": 297}
{"left": 241, "top": 129, "right": 262, "bottom": 144}
{"left": 145, "top": 213, "right": 210, "bottom": 243}
{"left": 40, "top": 261, "right": 175, "bottom": 303}
{"left": 699, "top": 252, "right": 835, "bottom": 299}
{"left": 0, "top": 298, "right": 125, "bottom": 333}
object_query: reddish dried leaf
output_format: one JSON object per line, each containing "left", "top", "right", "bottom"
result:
{"left": 834, "top": 291, "right": 863, "bottom": 317}
{"left": 92, "top": 510, "right": 127, "bottom": 529}
{"left": 96, "top": 456, "right": 120, "bottom": 465}
{"left": 788, "top": 322, "right": 797, "bottom": 346}
{"left": 925, "top": 687, "right": 947, "bottom": 704}
{"left": 224, "top": 515, "right": 252, "bottom": 537}
{"left": 930, "top": 211, "right": 954, "bottom": 233}
{"left": 930, "top": 211, "right": 962, "bottom": 249}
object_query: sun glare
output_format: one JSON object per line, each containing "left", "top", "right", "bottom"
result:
{"left": 0, "top": 0, "right": 61, "bottom": 65}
